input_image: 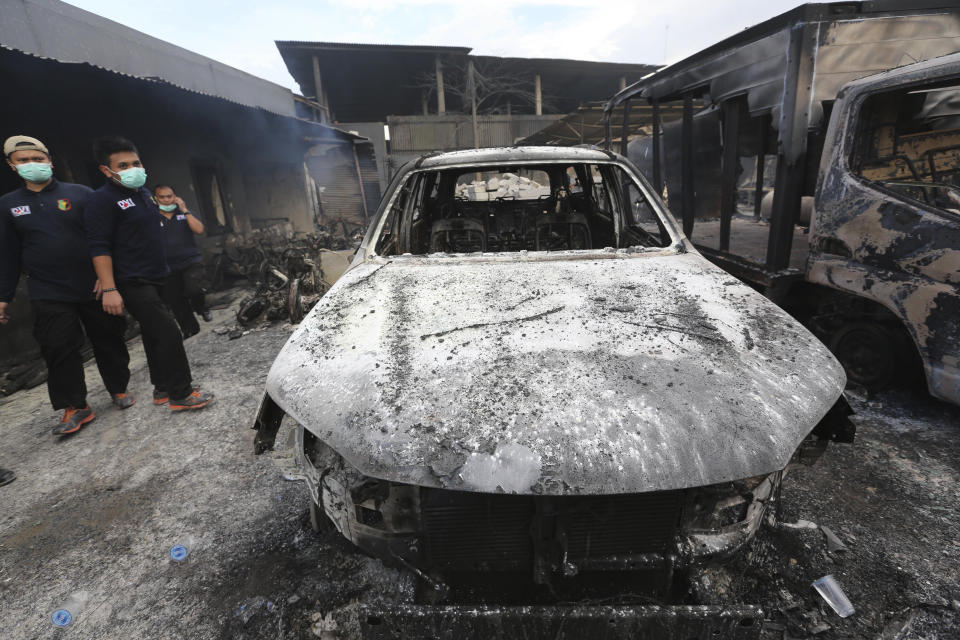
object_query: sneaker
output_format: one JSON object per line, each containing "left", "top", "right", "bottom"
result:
{"left": 201, "top": 310, "right": 213, "bottom": 322}
{"left": 169, "top": 389, "right": 214, "bottom": 412}
{"left": 52, "top": 405, "right": 95, "bottom": 436}
{"left": 111, "top": 392, "right": 136, "bottom": 409}
{"left": 153, "top": 389, "right": 169, "bottom": 406}
{"left": 0, "top": 468, "right": 14, "bottom": 487}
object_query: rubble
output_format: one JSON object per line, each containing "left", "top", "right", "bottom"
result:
{"left": 454, "top": 172, "right": 551, "bottom": 201}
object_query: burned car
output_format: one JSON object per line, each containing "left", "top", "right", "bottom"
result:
{"left": 254, "top": 147, "right": 853, "bottom": 636}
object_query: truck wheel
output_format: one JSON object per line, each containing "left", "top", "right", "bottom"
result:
{"left": 829, "top": 322, "right": 898, "bottom": 391}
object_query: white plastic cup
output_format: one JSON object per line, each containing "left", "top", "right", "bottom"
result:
{"left": 812, "top": 574, "right": 855, "bottom": 617}
{"left": 50, "top": 591, "right": 90, "bottom": 627}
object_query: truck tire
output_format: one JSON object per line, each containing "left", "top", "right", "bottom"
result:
{"left": 828, "top": 322, "right": 898, "bottom": 391}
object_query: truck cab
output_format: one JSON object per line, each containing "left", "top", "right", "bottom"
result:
{"left": 810, "top": 53, "right": 960, "bottom": 404}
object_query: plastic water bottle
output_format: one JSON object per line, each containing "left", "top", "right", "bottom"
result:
{"left": 169, "top": 534, "right": 199, "bottom": 563}
{"left": 50, "top": 591, "right": 90, "bottom": 627}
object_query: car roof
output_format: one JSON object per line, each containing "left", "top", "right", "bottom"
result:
{"left": 414, "top": 146, "right": 618, "bottom": 169}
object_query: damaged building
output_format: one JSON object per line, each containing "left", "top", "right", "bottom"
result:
{"left": 274, "top": 41, "right": 657, "bottom": 184}
{"left": 0, "top": 0, "right": 378, "bottom": 375}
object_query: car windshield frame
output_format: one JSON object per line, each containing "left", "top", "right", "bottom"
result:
{"left": 367, "top": 159, "right": 684, "bottom": 259}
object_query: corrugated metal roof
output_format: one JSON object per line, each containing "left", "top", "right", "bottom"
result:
{"left": 2, "top": 0, "right": 297, "bottom": 117}
{"left": 276, "top": 41, "right": 472, "bottom": 54}
{"left": 0, "top": 43, "right": 365, "bottom": 145}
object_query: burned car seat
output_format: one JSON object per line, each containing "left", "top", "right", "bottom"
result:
{"left": 430, "top": 218, "right": 487, "bottom": 253}
{"left": 534, "top": 212, "right": 592, "bottom": 250}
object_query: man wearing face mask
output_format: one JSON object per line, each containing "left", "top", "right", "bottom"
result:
{"left": 154, "top": 184, "right": 211, "bottom": 338}
{"left": 0, "top": 135, "right": 134, "bottom": 436}
{"left": 85, "top": 137, "right": 213, "bottom": 411}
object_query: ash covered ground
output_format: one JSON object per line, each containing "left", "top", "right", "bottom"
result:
{"left": 0, "top": 304, "right": 957, "bottom": 639}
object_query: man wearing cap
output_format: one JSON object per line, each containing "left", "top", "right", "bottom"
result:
{"left": 154, "top": 184, "right": 211, "bottom": 338}
{"left": 85, "top": 136, "right": 213, "bottom": 411}
{"left": 0, "top": 135, "right": 134, "bottom": 436}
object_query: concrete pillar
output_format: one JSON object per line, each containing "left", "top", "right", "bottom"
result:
{"left": 312, "top": 55, "right": 325, "bottom": 123}
{"left": 435, "top": 56, "right": 446, "bottom": 115}
{"left": 468, "top": 59, "right": 479, "bottom": 148}
{"left": 534, "top": 74, "right": 542, "bottom": 116}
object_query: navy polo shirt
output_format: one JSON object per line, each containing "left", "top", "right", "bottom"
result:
{"left": 160, "top": 211, "right": 203, "bottom": 270}
{"left": 0, "top": 179, "right": 98, "bottom": 303}
{"left": 85, "top": 180, "right": 170, "bottom": 283}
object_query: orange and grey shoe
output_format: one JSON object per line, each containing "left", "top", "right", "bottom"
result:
{"left": 169, "top": 389, "right": 214, "bottom": 412}
{"left": 111, "top": 392, "right": 136, "bottom": 410}
{"left": 52, "top": 405, "right": 95, "bottom": 436}
{"left": 153, "top": 389, "right": 169, "bottom": 406}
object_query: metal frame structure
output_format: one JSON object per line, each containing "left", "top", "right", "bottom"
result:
{"left": 602, "top": 1, "right": 960, "bottom": 292}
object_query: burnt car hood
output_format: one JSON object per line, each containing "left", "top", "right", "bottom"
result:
{"left": 267, "top": 251, "right": 845, "bottom": 495}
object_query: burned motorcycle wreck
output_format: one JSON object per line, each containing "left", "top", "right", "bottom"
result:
{"left": 253, "top": 147, "right": 855, "bottom": 638}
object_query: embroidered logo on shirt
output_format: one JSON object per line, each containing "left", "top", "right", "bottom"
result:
{"left": 11, "top": 205, "right": 31, "bottom": 217}
{"left": 176, "top": 215, "right": 186, "bottom": 221}
{"left": 57, "top": 199, "right": 72, "bottom": 211}
{"left": 117, "top": 198, "right": 136, "bottom": 210}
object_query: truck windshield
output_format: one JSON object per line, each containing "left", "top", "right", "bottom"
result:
{"left": 375, "top": 162, "right": 672, "bottom": 256}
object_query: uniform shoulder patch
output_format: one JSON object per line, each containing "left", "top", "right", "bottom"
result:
{"left": 11, "top": 205, "right": 31, "bottom": 217}
{"left": 117, "top": 198, "right": 136, "bottom": 210}
{"left": 57, "top": 199, "right": 71, "bottom": 211}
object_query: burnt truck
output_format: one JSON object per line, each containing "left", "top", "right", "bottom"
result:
{"left": 253, "top": 146, "right": 854, "bottom": 638}
{"left": 604, "top": 2, "right": 960, "bottom": 404}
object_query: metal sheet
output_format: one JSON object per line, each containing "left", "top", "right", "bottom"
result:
{"left": 387, "top": 115, "right": 561, "bottom": 153}
{"left": 1, "top": 0, "right": 297, "bottom": 116}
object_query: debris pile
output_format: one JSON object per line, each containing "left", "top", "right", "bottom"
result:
{"left": 455, "top": 173, "right": 551, "bottom": 201}
{"left": 203, "top": 229, "right": 351, "bottom": 328}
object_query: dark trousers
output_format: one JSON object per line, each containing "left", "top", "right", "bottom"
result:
{"left": 118, "top": 281, "right": 193, "bottom": 399}
{"left": 32, "top": 299, "right": 130, "bottom": 410}
{"left": 162, "top": 262, "right": 206, "bottom": 338}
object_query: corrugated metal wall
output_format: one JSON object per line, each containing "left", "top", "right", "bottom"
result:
{"left": 387, "top": 114, "right": 562, "bottom": 154}
{"left": 307, "top": 142, "right": 381, "bottom": 230}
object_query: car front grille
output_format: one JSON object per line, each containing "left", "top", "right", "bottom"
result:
{"left": 420, "top": 488, "right": 683, "bottom": 572}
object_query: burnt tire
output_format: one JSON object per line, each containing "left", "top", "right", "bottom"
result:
{"left": 236, "top": 295, "right": 268, "bottom": 326}
{"left": 829, "top": 322, "right": 901, "bottom": 391}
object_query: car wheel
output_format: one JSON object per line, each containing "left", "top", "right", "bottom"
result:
{"left": 829, "top": 322, "right": 898, "bottom": 391}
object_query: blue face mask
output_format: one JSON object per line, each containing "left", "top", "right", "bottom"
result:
{"left": 16, "top": 162, "right": 53, "bottom": 183}
{"left": 110, "top": 166, "right": 147, "bottom": 189}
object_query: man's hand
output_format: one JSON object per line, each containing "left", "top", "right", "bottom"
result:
{"left": 93, "top": 279, "right": 102, "bottom": 299}
{"left": 175, "top": 196, "right": 188, "bottom": 213}
{"left": 0, "top": 301, "right": 9, "bottom": 324}
{"left": 102, "top": 290, "right": 124, "bottom": 316}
